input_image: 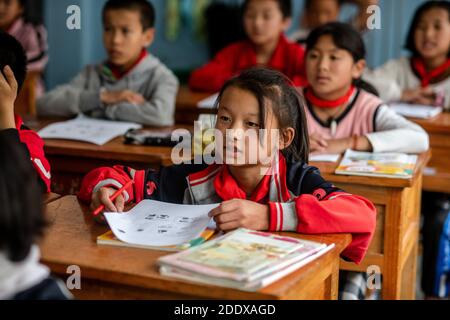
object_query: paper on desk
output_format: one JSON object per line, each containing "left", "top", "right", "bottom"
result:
{"left": 309, "top": 154, "right": 341, "bottom": 162}
{"left": 38, "top": 115, "right": 142, "bottom": 145}
{"left": 104, "top": 200, "right": 220, "bottom": 247}
{"left": 197, "top": 93, "right": 219, "bottom": 109}
{"left": 390, "top": 103, "right": 443, "bottom": 119}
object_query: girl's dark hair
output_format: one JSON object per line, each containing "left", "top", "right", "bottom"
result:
{"left": 242, "top": 0, "right": 292, "bottom": 18}
{"left": 305, "top": 22, "right": 379, "bottom": 96}
{"left": 304, "top": 0, "right": 342, "bottom": 10}
{"left": 0, "top": 135, "right": 46, "bottom": 262}
{"left": 405, "top": 1, "right": 450, "bottom": 57}
{"left": 215, "top": 67, "right": 310, "bottom": 163}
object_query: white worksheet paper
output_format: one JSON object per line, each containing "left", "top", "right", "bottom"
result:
{"left": 197, "top": 93, "right": 219, "bottom": 109}
{"left": 389, "top": 103, "right": 443, "bottom": 119}
{"left": 104, "top": 200, "right": 220, "bottom": 246}
{"left": 38, "top": 115, "right": 142, "bottom": 145}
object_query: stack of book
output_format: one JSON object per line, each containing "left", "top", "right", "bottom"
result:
{"left": 158, "top": 228, "right": 334, "bottom": 292}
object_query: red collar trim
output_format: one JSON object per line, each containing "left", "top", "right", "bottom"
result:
{"left": 107, "top": 49, "right": 148, "bottom": 80}
{"left": 412, "top": 57, "right": 450, "bottom": 87}
{"left": 305, "top": 86, "right": 355, "bottom": 109}
{"left": 14, "top": 114, "right": 23, "bottom": 130}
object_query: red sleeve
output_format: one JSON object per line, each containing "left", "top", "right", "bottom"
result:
{"left": 288, "top": 43, "right": 308, "bottom": 87}
{"left": 78, "top": 165, "right": 147, "bottom": 205}
{"left": 268, "top": 191, "right": 376, "bottom": 264}
{"left": 15, "top": 116, "right": 51, "bottom": 193}
{"left": 188, "top": 43, "right": 241, "bottom": 92}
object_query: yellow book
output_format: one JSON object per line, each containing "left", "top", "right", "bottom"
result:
{"left": 97, "top": 228, "right": 217, "bottom": 252}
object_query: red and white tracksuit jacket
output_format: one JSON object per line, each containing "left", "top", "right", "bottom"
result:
{"left": 79, "top": 153, "right": 376, "bottom": 264}
{"left": 14, "top": 115, "right": 51, "bottom": 192}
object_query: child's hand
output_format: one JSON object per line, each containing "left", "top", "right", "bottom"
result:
{"left": 90, "top": 187, "right": 125, "bottom": 223}
{"left": 401, "top": 87, "right": 436, "bottom": 106}
{"left": 309, "top": 133, "right": 328, "bottom": 153}
{"left": 208, "top": 199, "right": 269, "bottom": 232}
{"left": 101, "top": 90, "right": 145, "bottom": 105}
{"left": 0, "top": 66, "right": 18, "bottom": 130}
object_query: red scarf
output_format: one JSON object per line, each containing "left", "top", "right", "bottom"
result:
{"left": 412, "top": 57, "right": 450, "bottom": 87}
{"left": 305, "top": 86, "right": 355, "bottom": 109}
{"left": 107, "top": 49, "right": 148, "bottom": 80}
{"left": 214, "top": 165, "right": 272, "bottom": 203}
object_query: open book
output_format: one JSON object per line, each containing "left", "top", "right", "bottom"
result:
{"left": 335, "top": 149, "right": 418, "bottom": 179}
{"left": 102, "top": 200, "right": 220, "bottom": 249}
{"left": 38, "top": 115, "right": 142, "bottom": 145}
{"left": 390, "top": 103, "right": 443, "bottom": 119}
{"left": 158, "top": 228, "right": 333, "bottom": 291}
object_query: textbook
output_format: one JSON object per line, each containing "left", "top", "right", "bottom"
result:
{"left": 335, "top": 150, "right": 418, "bottom": 179}
{"left": 158, "top": 228, "right": 333, "bottom": 291}
{"left": 103, "top": 200, "right": 220, "bottom": 248}
{"left": 390, "top": 103, "right": 443, "bottom": 119}
{"left": 38, "top": 115, "right": 142, "bottom": 145}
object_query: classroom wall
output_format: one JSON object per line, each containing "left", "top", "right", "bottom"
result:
{"left": 43, "top": 0, "right": 428, "bottom": 90}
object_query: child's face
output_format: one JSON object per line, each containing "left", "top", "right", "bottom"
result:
{"left": 243, "top": 0, "right": 291, "bottom": 47}
{"left": 306, "top": 35, "right": 365, "bottom": 97}
{"left": 103, "top": 9, "right": 154, "bottom": 70}
{"left": 414, "top": 8, "right": 450, "bottom": 61}
{"left": 0, "top": 0, "right": 23, "bottom": 30}
{"left": 304, "top": 0, "right": 340, "bottom": 29}
{"left": 215, "top": 86, "right": 283, "bottom": 167}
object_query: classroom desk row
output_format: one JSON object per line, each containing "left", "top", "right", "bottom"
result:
{"left": 29, "top": 86, "right": 450, "bottom": 300}
{"left": 40, "top": 195, "right": 351, "bottom": 300}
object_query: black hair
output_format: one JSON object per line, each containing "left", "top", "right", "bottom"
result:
{"left": 215, "top": 67, "right": 310, "bottom": 163}
{"left": 0, "top": 31, "right": 27, "bottom": 92}
{"left": 103, "top": 0, "right": 156, "bottom": 30}
{"left": 242, "top": 0, "right": 292, "bottom": 18}
{"left": 0, "top": 134, "right": 46, "bottom": 262}
{"left": 304, "top": 0, "right": 342, "bottom": 10}
{"left": 405, "top": 1, "right": 450, "bottom": 57}
{"left": 305, "top": 22, "right": 379, "bottom": 96}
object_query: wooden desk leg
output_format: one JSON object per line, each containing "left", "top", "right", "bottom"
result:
{"left": 329, "top": 253, "right": 340, "bottom": 300}
{"left": 382, "top": 178, "right": 421, "bottom": 300}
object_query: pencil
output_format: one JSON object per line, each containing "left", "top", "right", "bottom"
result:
{"left": 92, "top": 180, "right": 134, "bottom": 216}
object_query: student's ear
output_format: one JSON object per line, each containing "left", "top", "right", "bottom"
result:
{"left": 279, "top": 127, "right": 295, "bottom": 151}
{"left": 142, "top": 28, "right": 155, "bottom": 47}
{"left": 352, "top": 59, "right": 367, "bottom": 79}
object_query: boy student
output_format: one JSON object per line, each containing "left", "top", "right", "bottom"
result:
{"left": 37, "top": 0, "right": 179, "bottom": 127}
{"left": 290, "top": 0, "right": 378, "bottom": 44}
{"left": 0, "top": 31, "right": 51, "bottom": 193}
{"left": 189, "top": 0, "right": 307, "bottom": 92}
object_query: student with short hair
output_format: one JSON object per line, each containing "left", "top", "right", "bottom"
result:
{"left": 37, "top": 0, "right": 179, "bottom": 127}
{"left": 189, "top": 0, "right": 307, "bottom": 92}
{"left": 0, "top": 31, "right": 51, "bottom": 192}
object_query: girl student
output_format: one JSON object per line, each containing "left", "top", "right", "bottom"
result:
{"left": 79, "top": 68, "right": 376, "bottom": 289}
{"left": 365, "top": 1, "right": 450, "bottom": 110}
{"left": 189, "top": 0, "right": 307, "bottom": 92}
{"left": 303, "top": 22, "right": 429, "bottom": 155}
{"left": 0, "top": 0, "right": 48, "bottom": 96}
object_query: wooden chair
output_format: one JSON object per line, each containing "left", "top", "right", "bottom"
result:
{"left": 14, "top": 71, "right": 40, "bottom": 116}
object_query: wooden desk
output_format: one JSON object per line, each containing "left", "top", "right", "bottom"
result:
{"left": 413, "top": 113, "right": 450, "bottom": 194}
{"left": 43, "top": 193, "right": 61, "bottom": 204}
{"left": 175, "top": 86, "right": 215, "bottom": 124}
{"left": 40, "top": 196, "right": 351, "bottom": 300}
{"left": 311, "top": 151, "right": 430, "bottom": 300}
{"left": 25, "top": 117, "right": 186, "bottom": 195}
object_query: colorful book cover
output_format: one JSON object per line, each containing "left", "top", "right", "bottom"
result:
{"left": 158, "top": 228, "right": 326, "bottom": 282}
{"left": 335, "top": 150, "right": 418, "bottom": 179}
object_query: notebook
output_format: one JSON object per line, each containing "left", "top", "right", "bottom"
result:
{"left": 390, "top": 103, "right": 443, "bottom": 119}
{"left": 38, "top": 115, "right": 142, "bottom": 145}
{"left": 158, "top": 228, "right": 333, "bottom": 291}
{"left": 335, "top": 149, "right": 418, "bottom": 179}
